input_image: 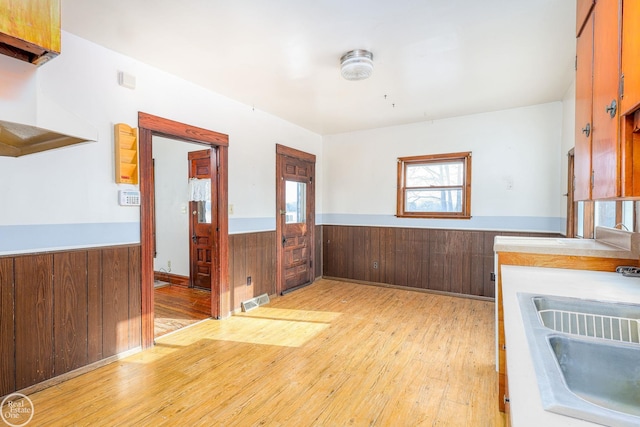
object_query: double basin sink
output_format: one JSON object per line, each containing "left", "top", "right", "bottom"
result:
{"left": 518, "top": 293, "right": 640, "bottom": 426}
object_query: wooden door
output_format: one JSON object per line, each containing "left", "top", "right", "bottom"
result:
{"left": 591, "top": 0, "right": 621, "bottom": 199}
{"left": 574, "top": 10, "right": 594, "bottom": 201}
{"left": 189, "top": 149, "right": 214, "bottom": 290}
{"left": 276, "top": 145, "right": 315, "bottom": 294}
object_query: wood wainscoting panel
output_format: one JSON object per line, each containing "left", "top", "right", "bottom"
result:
{"left": 0, "top": 258, "right": 15, "bottom": 396}
{"left": 102, "top": 247, "right": 131, "bottom": 357}
{"left": 0, "top": 244, "right": 141, "bottom": 398}
{"left": 231, "top": 233, "right": 247, "bottom": 309}
{"left": 322, "top": 225, "right": 561, "bottom": 298}
{"left": 87, "top": 249, "right": 103, "bottom": 363}
{"left": 14, "top": 254, "right": 54, "bottom": 390}
{"left": 315, "top": 225, "right": 322, "bottom": 278}
{"left": 229, "top": 231, "right": 276, "bottom": 310}
{"left": 53, "top": 252, "right": 89, "bottom": 375}
{"left": 128, "top": 246, "right": 142, "bottom": 350}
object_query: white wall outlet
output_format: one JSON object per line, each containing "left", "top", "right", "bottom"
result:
{"left": 167, "top": 260, "right": 171, "bottom": 270}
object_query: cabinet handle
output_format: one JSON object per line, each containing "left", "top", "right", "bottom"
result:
{"left": 605, "top": 99, "right": 617, "bottom": 118}
{"left": 581, "top": 123, "right": 591, "bottom": 137}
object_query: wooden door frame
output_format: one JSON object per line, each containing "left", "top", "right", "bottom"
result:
{"left": 139, "top": 112, "right": 229, "bottom": 348}
{"left": 275, "top": 144, "right": 316, "bottom": 295}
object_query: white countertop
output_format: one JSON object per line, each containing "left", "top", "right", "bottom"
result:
{"left": 501, "top": 265, "right": 640, "bottom": 427}
{"left": 494, "top": 236, "right": 637, "bottom": 259}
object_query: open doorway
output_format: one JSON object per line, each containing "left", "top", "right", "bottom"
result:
{"left": 139, "top": 112, "right": 230, "bottom": 348}
{"left": 151, "top": 139, "right": 214, "bottom": 338}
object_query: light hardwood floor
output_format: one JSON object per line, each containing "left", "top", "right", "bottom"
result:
{"left": 9, "top": 279, "right": 503, "bottom": 426}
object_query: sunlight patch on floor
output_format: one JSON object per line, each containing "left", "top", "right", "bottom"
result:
{"left": 236, "top": 307, "right": 342, "bottom": 323}
{"left": 129, "top": 307, "right": 341, "bottom": 365}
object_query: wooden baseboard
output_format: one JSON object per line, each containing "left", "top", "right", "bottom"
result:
{"left": 154, "top": 271, "right": 189, "bottom": 287}
{"left": 11, "top": 347, "right": 142, "bottom": 398}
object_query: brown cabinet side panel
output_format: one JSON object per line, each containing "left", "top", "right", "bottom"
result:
{"left": 0, "top": 258, "right": 15, "bottom": 396}
{"left": 128, "top": 246, "right": 141, "bottom": 350}
{"left": 87, "top": 249, "right": 103, "bottom": 363}
{"left": 102, "top": 248, "right": 130, "bottom": 357}
{"left": 14, "top": 254, "right": 54, "bottom": 389}
{"left": 53, "top": 252, "right": 88, "bottom": 376}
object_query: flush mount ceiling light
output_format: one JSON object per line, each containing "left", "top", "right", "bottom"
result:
{"left": 340, "top": 49, "right": 374, "bottom": 81}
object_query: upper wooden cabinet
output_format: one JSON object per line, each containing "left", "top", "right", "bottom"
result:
{"left": 573, "top": 0, "right": 640, "bottom": 200}
{"left": 0, "top": 0, "right": 61, "bottom": 65}
{"left": 576, "top": 0, "right": 595, "bottom": 37}
{"left": 620, "top": 0, "right": 640, "bottom": 115}
{"left": 591, "top": 0, "right": 622, "bottom": 199}
{"left": 574, "top": 11, "right": 594, "bottom": 201}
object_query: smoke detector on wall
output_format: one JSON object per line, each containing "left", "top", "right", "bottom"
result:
{"left": 340, "top": 49, "right": 374, "bottom": 81}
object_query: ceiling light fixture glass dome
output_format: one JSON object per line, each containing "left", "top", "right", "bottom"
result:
{"left": 340, "top": 49, "right": 374, "bottom": 81}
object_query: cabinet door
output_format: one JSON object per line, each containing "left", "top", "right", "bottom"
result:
{"left": 576, "top": 0, "right": 595, "bottom": 36}
{"left": 574, "top": 12, "right": 594, "bottom": 201}
{"left": 620, "top": 0, "right": 640, "bottom": 115}
{"left": 591, "top": 0, "right": 621, "bottom": 199}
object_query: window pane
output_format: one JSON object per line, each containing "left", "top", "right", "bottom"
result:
{"left": 405, "top": 189, "right": 462, "bottom": 213}
{"left": 197, "top": 201, "right": 211, "bottom": 223}
{"left": 406, "top": 161, "right": 463, "bottom": 187}
{"left": 622, "top": 201, "right": 634, "bottom": 231}
{"left": 576, "top": 201, "right": 584, "bottom": 238}
{"left": 594, "top": 201, "right": 616, "bottom": 228}
{"left": 285, "top": 180, "right": 306, "bottom": 224}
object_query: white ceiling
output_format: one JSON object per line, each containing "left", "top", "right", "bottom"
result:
{"left": 60, "top": 0, "right": 577, "bottom": 135}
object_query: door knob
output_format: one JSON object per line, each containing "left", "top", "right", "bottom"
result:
{"left": 605, "top": 99, "right": 617, "bottom": 118}
{"left": 581, "top": 123, "right": 590, "bottom": 137}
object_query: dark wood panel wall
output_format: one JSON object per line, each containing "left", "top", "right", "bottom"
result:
{"left": 0, "top": 245, "right": 141, "bottom": 397}
{"left": 322, "top": 225, "right": 560, "bottom": 298}
{"left": 228, "top": 227, "right": 322, "bottom": 311}
{"left": 229, "top": 231, "right": 276, "bottom": 310}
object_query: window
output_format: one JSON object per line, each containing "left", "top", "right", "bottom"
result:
{"left": 574, "top": 200, "right": 638, "bottom": 238}
{"left": 397, "top": 152, "right": 472, "bottom": 219}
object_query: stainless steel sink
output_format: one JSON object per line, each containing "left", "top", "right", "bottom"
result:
{"left": 532, "top": 295, "right": 640, "bottom": 344}
{"left": 518, "top": 293, "right": 640, "bottom": 426}
{"left": 549, "top": 335, "right": 640, "bottom": 417}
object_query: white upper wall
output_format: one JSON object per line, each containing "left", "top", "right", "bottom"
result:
{"left": 0, "top": 32, "right": 322, "bottom": 246}
{"left": 322, "top": 102, "right": 565, "bottom": 232}
{"left": 0, "top": 31, "right": 573, "bottom": 253}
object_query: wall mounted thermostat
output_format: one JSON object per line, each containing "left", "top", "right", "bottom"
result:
{"left": 119, "top": 190, "right": 141, "bottom": 206}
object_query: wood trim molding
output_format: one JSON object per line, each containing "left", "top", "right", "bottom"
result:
{"left": 138, "top": 112, "right": 229, "bottom": 147}
{"left": 276, "top": 143, "right": 316, "bottom": 162}
{"left": 153, "top": 272, "right": 189, "bottom": 287}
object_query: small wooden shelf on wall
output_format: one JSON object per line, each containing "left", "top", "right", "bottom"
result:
{"left": 114, "top": 123, "right": 139, "bottom": 184}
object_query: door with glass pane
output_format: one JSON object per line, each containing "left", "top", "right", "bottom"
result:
{"left": 276, "top": 145, "right": 315, "bottom": 294}
{"left": 189, "top": 149, "right": 214, "bottom": 290}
